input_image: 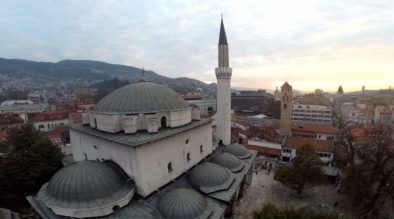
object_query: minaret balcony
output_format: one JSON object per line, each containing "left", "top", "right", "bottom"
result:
{"left": 215, "top": 67, "right": 232, "bottom": 79}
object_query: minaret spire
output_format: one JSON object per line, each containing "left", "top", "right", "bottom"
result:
{"left": 219, "top": 16, "right": 228, "bottom": 45}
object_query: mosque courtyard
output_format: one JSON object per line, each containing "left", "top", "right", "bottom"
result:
{"left": 232, "top": 167, "right": 348, "bottom": 219}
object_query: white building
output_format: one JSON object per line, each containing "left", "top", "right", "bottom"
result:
{"left": 291, "top": 94, "right": 333, "bottom": 125}
{"left": 281, "top": 137, "right": 334, "bottom": 164}
{"left": 28, "top": 112, "right": 69, "bottom": 132}
{"left": 1, "top": 100, "right": 33, "bottom": 106}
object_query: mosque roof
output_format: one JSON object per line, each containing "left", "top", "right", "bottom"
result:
{"left": 69, "top": 119, "right": 212, "bottom": 148}
{"left": 210, "top": 152, "right": 244, "bottom": 172}
{"left": 27, "top": 149, "right": 258, "bottom": 219}
{"left": 188, "top": 162, "right": 235, "bottom": 194}
{"left": 92, "top": 82, "right": 190, "bottom": 114}
{"left": 222, "top": 143, "right": 252, "bottom": 159}
{"left": 38, "top": 161, "right": 134, "bottom": 211}
{"left": 158, "top": 188, "right": 211, "bottom": 219}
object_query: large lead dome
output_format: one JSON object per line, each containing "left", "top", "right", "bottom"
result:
{"left": 92, "top": 82, "right": 190, "bottom": 114}
{"left": 38, "top": 161, "right": 135, "bottom": 218}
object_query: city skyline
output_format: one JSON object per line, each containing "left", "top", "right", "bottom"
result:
{"left": 1, "top": 0, "right": 393, "bottom": 92}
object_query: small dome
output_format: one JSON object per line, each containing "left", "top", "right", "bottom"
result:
{"left": 211, "top": 152, "right": 244, "bottom": 172}
{"left": 188, "top": 162, "right": 234, "bottom": 193}
{"left": 92, "top": 82, "right": 190, "bottom": 114}
{"left": 158, "top": 188, "right": 207, "bottom": 219}
{"left": 38, "top": 161, "right": 134, "bottom": 217}
{"left": 223, "top": 143, "right": 252, "bottom": 159}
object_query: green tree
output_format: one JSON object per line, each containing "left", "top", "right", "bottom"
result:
{"left": 0, "top": 124, "right": 64, "bottom": 195}
{"left": 274, "top": 144, "right": 325, "bottom": 194}
{"left": 342, "top": 139, "right": 394, "bottom": 217}
{"left": 252, "top": 203, "right": 345, "bottom": 219}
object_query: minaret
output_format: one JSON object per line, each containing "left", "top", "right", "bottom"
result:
{"left": 215, "top": 17, "right": 232, "bottom": 145}
{"left": 280, "top": 81, "right": 292, "bottom": 141}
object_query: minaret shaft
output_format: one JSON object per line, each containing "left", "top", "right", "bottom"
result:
{"left": 218, "top": 45, "right": 229, "bottom": 67}
{"left": 215, "top": 18, "right": 232, "bottom": 145}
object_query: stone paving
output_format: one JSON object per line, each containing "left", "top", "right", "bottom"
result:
{"left": 233, "top": 168, "right": 348, "bottom": 219}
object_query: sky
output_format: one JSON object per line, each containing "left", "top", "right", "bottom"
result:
{"left": 1, "top": 0, "right": 393, "bottom": 92}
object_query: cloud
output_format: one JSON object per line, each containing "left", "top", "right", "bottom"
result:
{"left": 0, "top": 0, "right": 393, "bottom": 91}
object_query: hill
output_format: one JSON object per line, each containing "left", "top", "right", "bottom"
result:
{"left": 0, "top": 58, "right": 216, "bottom": 94}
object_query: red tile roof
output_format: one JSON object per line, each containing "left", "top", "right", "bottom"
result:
{"left": 0, "top": 131, "right": 8, "bottom": 141}
{"left": 0, "top": 114, "right": 24, "bottom": 125}
{"left": 266, "top": 123, "right": 339, "bottom": 135}
{"left": 28, "top": 112, "right": 68, "bottom": 122}
{"left": 292, "top": 124, "right": 340, "bottom": 134}
{"left": 284, "top": 137, "right": 333, "bottom": 152}
{"left": 245, "top": 143, "right": 281, "bottom": 157}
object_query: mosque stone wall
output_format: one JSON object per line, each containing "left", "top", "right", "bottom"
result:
{"left": 135, "top": 122, "right": 213, "bottom": 197}
{"left": 70, "top": 129, "right": 137, "bottom": 180}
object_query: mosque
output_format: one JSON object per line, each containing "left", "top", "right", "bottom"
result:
{"left": 27, "top": 18, "right": 256, "bottom": 219}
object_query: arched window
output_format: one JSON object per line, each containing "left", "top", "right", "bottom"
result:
{"left": 161, "top": 116, "right": 167, "bottom": 128}
{"left": 187, "top": 153, "right": 191, "bottom": 162}
{"left": 167, "top": 162, "right": 173, "bottom": 173}
{"left": 200, "top": 145, "right": 203, "bottom": 154}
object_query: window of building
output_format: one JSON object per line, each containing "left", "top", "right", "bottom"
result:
{"left": 284, "top": 103, "right": 287, "bottom": 109}
{"left": 167, "top": 162, "right": 173, "bottom": 173}
{"left": 187, "top": 153, "right": 191, "bottom": 162}
{"left": 200, "top": 145, "right": 203, "bottom": 154}
{"left": 185, "top": 139, "right": 189, "bottom": 145}
{"left": 93, "top": 145, "right": 98, "bottom": 150}
{"left": 47, "top": 124, "right": 50, "bottom": 129}
{"left": 38, "top": 124, "right": 44, "bottom": 129}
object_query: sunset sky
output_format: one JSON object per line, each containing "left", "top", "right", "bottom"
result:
{"left": 1, "top": 0, "right": 393, "bottom": 92}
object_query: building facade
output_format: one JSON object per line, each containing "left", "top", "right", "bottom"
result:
{"left": 291, "top": 94, "right": 333, "bottom": 125}
{"left": 231, "top": 90, "right": 273, "bottom": 114}
{"left": 186, "top": 99, "right": 217, "bottom": 113}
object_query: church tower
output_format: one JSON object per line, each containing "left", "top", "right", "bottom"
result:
{"left": 215, "top": 17, "right": 232, "bottom": 145}
{"left": 280, "top": 81, "right": 292, "bottom": 140}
